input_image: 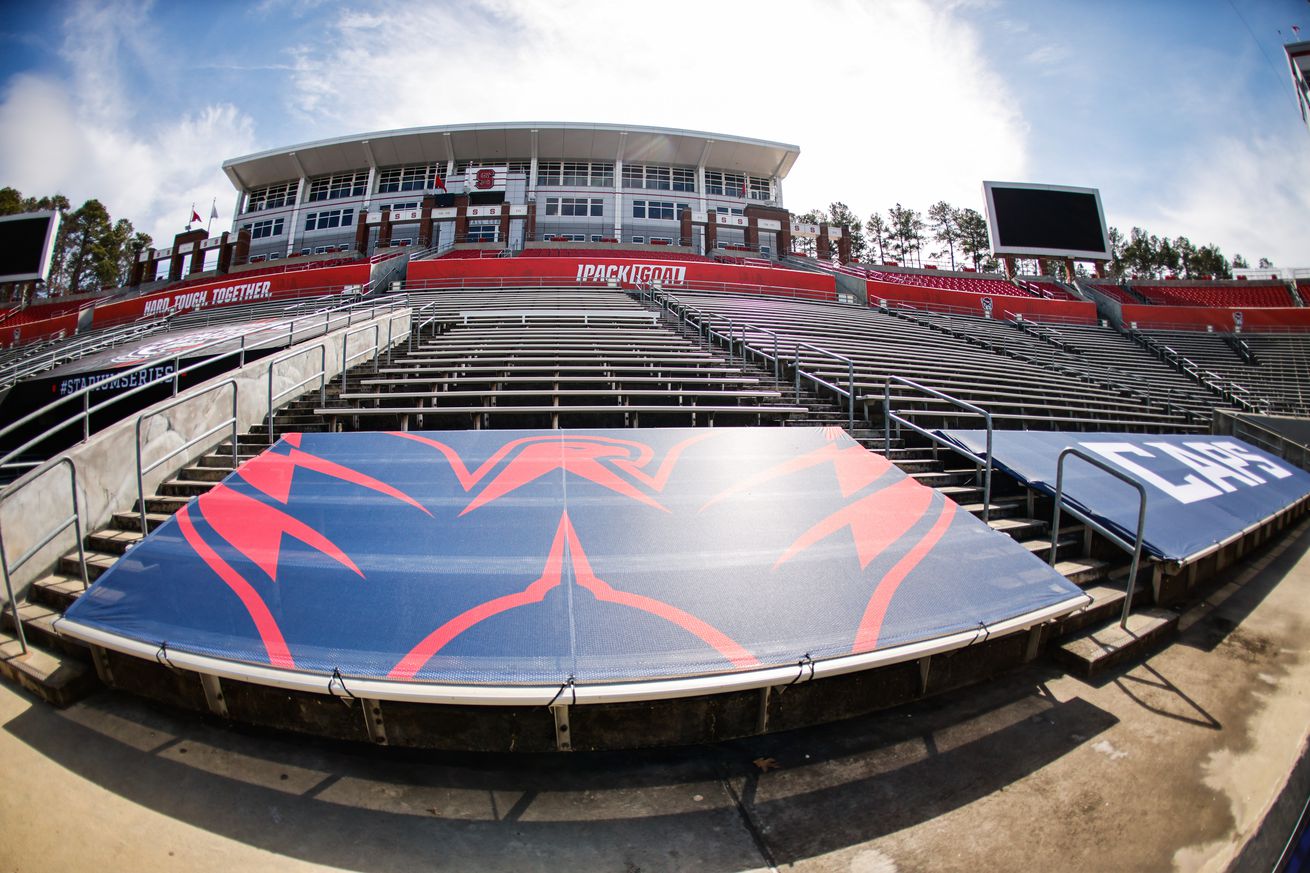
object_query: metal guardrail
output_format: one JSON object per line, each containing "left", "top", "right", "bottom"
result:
{"left": 1212, "top": 409, "right": 1310, "bottom": 473}
{"left": 1049, "top": 448, "right": 1148, "bottom": 629}
{"left": 0, "top": 295, "right": 404, "bottom": 478}
{"left": 641, "top": 287, "right": 855, "bottom": 428}
{"left": 0, "top": 458, "right": 87, "bottom": 654}
{"left": 267, "top": 343, "right": 329, "bottom": 441}
{"left": 135, "top": 380, "right": 239, "bottom": 535}
{"left": 883, "top": 376, "right": 994, "bottom": 522}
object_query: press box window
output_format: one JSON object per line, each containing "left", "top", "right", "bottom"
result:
{"left": 242, "top": 218, "right": 285, "bottom": 239}
{"left": 304, "top": 209, "right": 355, "bottom": 231}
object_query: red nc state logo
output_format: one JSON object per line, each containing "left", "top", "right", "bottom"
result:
{"left": 474, "top": 168, "right": 496, "bottom": 190}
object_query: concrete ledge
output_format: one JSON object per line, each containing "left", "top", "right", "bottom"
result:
{"left": 0, "top": 632, "right": 99, "bottom": 707}
{"left": 1053, "top": 607, "right": 1179, "bottom": 678}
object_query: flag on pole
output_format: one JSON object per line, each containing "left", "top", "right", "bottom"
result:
{"left": 210, "top": 201, "right": 219, "bottom": 221}
{"left": 434, "top": 173, "right": 447, "bottom": 192}
{"left": 190, "top": 206, "right": 202, "bottom": 225}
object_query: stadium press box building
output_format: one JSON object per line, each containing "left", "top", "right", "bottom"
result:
{"left": 219, "top": 121, "right": 812, "bottom": 261}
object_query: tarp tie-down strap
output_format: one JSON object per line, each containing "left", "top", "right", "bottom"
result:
{"left": 968, "top": 621, "right": 991, "bottom": 647}
{"left": 155, "top": 641, "right": 178, "bottom": 672}
{"left": 547, "top": 675, "right": 576, "bottom": 708}
{"left": 788, "top": 653, "right": 815, "bottom": 686}
{"left": 328, "top": 667, "right": 357, "bottom": 705}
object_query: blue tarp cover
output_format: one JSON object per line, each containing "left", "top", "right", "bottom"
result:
{"left": 65, "top": 428, "right": 1083, "bottom": 685}
{"left": 936, "top": 430, "right": 1310, "bottom": 563}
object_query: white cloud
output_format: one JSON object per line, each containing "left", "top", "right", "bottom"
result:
{"left": 0, "top": 0, "right": 258, "bottom": 247}
{"left": 1152, "top": 135, "right": 1310, "bottom": 267}
{"left": 283, "top": 0, "right": 1027, "bottom": 221}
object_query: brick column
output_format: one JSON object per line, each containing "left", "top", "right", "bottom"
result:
{"left": 778, "top": 224, "right": 792, "bottom": 257}
{"left": 354, "top": 210, "right": 369, "bottom": 255}
{"left": 1004, "top": 256, "right": 1017, "bottom": 278}
{"left": 704, "top": 217, "right": 717, "bottom": 253}
{"left": 232, "top": 228, "right": 252, "bottom": 266}
{"left": 526, "top": 204, "right": 537, "bottom": 242}
{"left": 817, "top": 223, "right": 832, "bottom": 260}
{"left": 745, "top": 219, "right": 759, "bottom": 252}
{"left": 128, "top": 255, "right": 145, "bottom": 287}
{"left": 378, "top": 207, "right": 393, "bottom": 248}
{"left": 498, "top": 207, "right": 511, "bottom": 245}
{"left": 418, "top": 196, "right": 435, "bottom": 248}
{"left": 454, "top": 196, "right": 470, "bottom": 243}
{"left": 1064, "top": 258, "right": 1075, "bottom": 280}
{"left": 837, "top": 232, "right": 851, "bottom": 263}
{"left": 680, "top": 208, "right": 693, "bottom": 247}
{"left": 215, "top": 232, "right": 233, "bottom": 274}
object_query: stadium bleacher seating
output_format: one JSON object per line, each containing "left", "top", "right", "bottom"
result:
{"left": 1020, "top": 280, "right": 1082, "bottom": 301}
{"left": 858, "top": 266, "right": 1035, "bottom": 298}
{"left": 1087, "top": 282, "right": 1141, "bottom": 305}
{"left": 1132, "top": 282, "right": 1295, "bottom": 308}
{"left": 527, "top": 249, "right": 711, "bottom": 262}
{"left": 434, "top": 248, "right": 506, "bottom": 259}
{"left": 314, "top": 288, "right": 808, "bottom": 431}
{"left": 1141, "top": 329, "right": 1310, "bottom": 415}
{"left": 664, "top": 290, "right": 1208, "bottom": 432}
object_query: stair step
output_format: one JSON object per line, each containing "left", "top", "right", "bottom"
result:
{"left": 28, "top": 572, "right": 88, "bottom": 610}
{"left": 0, "top": 630, "right": 99, "bottom": 707}
{"left": 1, "top": 602, "right": 77, "bottom": 655}
{"left": 135, "top": 494, "right": 193, "bottom": 516}
{"left": 1021, "top": 536, "right": 1080, "bottom": 558}
{"left": 183, "top": 463, "right": 238, "bottom": 482}
{"left": 58, "top": 550, "right": 118, "bottom": 582}
{"left": 962, "top": 499, "right": 1024, "bottom": 519}
{"left": 1053, "top": 608, "right": 1179, "bottom": 678}
{"left": 112, "top": 510, "right": 173, "bottom": 532}
{"left": 159, "top": 479, "right": 219, "bottom": 497}
{"left": 988, "top": 516, "right": 1046, "bottom": 538}
{"left": 911, "top": 470, "right": 976, "bottom": 487}
{"left": 1054, "top": 558, "right": 1111, "bottom": 586}
{"left": 85, "top": 528, "right": 146, "bottom": 556}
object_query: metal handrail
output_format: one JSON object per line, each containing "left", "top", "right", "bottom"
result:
{"left": 342, "top": 323, "right": 382, "bottom": 379}
{"left": 883, "top": 376, "right": 994, "bottom": 522}
{"left": 0, "top": 458, "right": 88, "bottom": 654}
{"left": 1049, "top": 448, "right": 1148, "bottom": 628}
{"left": 646, "top": 288, "right": 855, "bottom": 428}
{"left": 793, "top": 342, "right": 855, "bottom": 430}
{"left": 267, "top": 342, "right": 329, "bottom": 440}
{"left": 135, "top": 380, "right": 239, "bottom": 534}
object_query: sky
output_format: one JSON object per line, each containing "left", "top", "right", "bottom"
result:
{"left": 0, "top": 0, "right": 1306, "bottom": 265}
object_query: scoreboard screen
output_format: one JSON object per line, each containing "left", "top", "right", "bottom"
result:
{"left": 0, "top": 211, "right": 62, "bottom": 283}
{"left": 982, "top": 182, "right": 1109, "bottom": 260}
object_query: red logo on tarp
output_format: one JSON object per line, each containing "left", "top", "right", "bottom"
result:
{"left": 474, "top": 168, "right": 496, "bottom": 190}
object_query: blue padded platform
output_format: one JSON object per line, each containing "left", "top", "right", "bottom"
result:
{"left": 936, "top": 430, "right": 1310, "bottom": 563}
{"left": 65, "top": 428, "right": 1085, "bottom": 686}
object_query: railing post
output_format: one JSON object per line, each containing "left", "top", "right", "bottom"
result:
{"left": 67, "top": 460, "right": 89, "bottom": 590}
{"left": 848, "top": 360, "right": 855, "bottom": 430}
{"left": 0, "top": 527, "right": 28, "bottom": 655}
{"left": 1050, "top": 448, "right": 1147, "bottom": 628}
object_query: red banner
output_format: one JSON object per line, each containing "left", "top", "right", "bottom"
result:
{"left": 866, "top": 280, "right": 1098, "bottom": 323}
{"left": 1, "top": 312, "right": 79, "bottom": 348}
{"left": 90, "top": 263, "right": 372, "bottom": 329}
{"left": 407, "top": 256, "right": 836, "bottom": 301}
{"left": 1119, "top": 304, "right": 1310, "bottom": 332}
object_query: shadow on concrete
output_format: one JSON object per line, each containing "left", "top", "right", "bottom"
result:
{"left": 2, "top": 662, "right": 1118, "bottom": 873}
{"left": 1182, "top": 517, "right": 1310, "bottom": 656}
{"left": 1110, "top": 662, "right": 1222, "bottom": 731}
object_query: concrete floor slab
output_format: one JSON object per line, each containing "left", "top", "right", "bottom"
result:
{"left": 1, "top": 518, "right": 1308, "bottom": 872}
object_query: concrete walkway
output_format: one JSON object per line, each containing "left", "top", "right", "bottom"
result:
{"left": 2, "top": 519, "right": 1309, "bottom": 873}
